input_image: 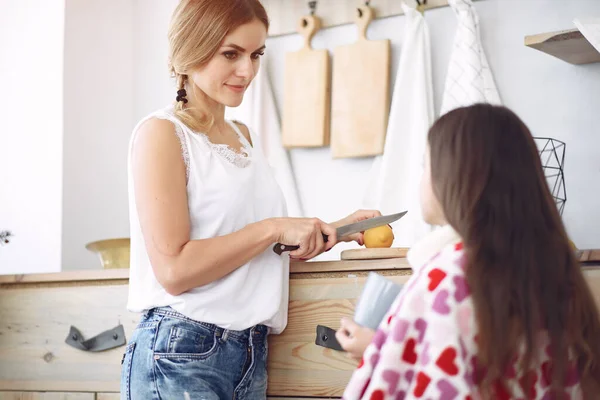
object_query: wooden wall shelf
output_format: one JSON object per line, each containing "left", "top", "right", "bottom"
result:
{"left": 525, "top": 28, "right": 600, "bottom": 65}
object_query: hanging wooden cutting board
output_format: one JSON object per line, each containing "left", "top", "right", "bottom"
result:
{"left": 341, "top": 247, "right": 409, "bottom": 260}
{"left": 330, "top": 5, "right": 391, "bottom": 158}
{"left": 282, "top": 15, "right": 330, "bottom": 148}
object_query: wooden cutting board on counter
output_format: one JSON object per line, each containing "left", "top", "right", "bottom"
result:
{"left": 341, "top": 248, "right": 600, "bottom": 263}
{"left": 330, "top": 4, "right": 391, "bottom": 158}
{"left": 577, "top": 249, "right": 600, "bottom": 263}
{"left": 282, "top": 15, "right": 330, "bottom": 148}
{"left": 341, "top": 247, "right": 410, "bottom": 260}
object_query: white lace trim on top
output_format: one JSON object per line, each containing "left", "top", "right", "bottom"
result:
{"left": 154, "top": 111, "right": 253, "bottom": 182}
{"left": 198, "top": 131, "right": 252, "bottom": 169}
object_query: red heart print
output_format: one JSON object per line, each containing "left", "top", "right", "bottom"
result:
{"left": 541, "top": 361, "right": 552, "bottom": 387}
{"left": 413, "top": 371, "right": 431, "bottom": 397}
{"left": 504, "top": 364, "right": 516, "bottom": 379}
{"left": 436, "top": 347, "right": 459, "bottom": 376}
{"left": 455, "top": 242, "right": 464, "bottom": 251}
{"left": 370, "top": 389, "right": 384, "bottom": 400}
{"left": 493, "top": 381, "right": 511, "bottom": 400}
{"left": 387, "top": 314, "right": 393, "bottom": 325}
{"left": 427, "top": 268, "right": 447, "bottom": 291}
{"left": 402, "top": 338, "right": 418, "bottom": 365}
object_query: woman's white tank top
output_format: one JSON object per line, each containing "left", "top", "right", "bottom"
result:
{"left": 126, "top": 105, "right": 289, "bottom": 334}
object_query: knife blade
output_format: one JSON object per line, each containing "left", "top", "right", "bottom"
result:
{"left": 272, "top": 211, "right": 407, "bottom": 255}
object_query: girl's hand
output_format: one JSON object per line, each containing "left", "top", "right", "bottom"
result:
{"left": 331, "top": 209, "right": 382, "bottom": 245}
{"left": 335, "top": 317, "right": 376, "bottom": 361}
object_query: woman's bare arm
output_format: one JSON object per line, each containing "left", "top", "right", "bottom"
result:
{"left": 131, "top": 118, "right": 335, "bottom": 296}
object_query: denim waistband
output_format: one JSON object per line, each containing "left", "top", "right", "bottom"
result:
{"left": 146, "top": 306, "right": 269, "bottom": 342}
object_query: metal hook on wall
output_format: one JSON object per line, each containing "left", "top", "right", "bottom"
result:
{"left": 415, "top": 0, "right": 427, "bottom": 14}
{"left": 308, "top": 0, "right": 317, "bottom": 16}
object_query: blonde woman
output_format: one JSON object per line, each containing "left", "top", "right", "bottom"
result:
{"left": 120, "top": 0, "right": 379, "bottom": 398}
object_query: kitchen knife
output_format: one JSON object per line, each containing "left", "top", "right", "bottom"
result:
{"left": 272, "top": 211, "right": 407, "bottom": 255}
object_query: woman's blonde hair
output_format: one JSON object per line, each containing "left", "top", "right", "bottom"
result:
{"left": 167, "top": 0, "right": 269, "bottom": 132}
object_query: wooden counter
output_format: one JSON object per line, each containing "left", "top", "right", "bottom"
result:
{"left": 0, "top": 260, "right": 598, "bottom": 399}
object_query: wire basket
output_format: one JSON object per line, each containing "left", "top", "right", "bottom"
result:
{"left": 534, "top": 137, "right": 566, "bottom": 215}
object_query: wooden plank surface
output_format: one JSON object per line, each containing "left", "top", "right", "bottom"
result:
{"left": 330, "top": 5, "right": 390, "bottom": 158}
{"left": 0, "top": 274, "right": 410, "bottom": 396}
{"left": 267, "top": 274, "right": 408, "bottom": 396}
{"left": 525, "top": 28, "right": 600, "bottom": 65}
{"left": 0, "top": 259, "right": 413, "bottom": 286}
{"left": 0, "top": 284, "right": 136, "bottom": 392}
{"left": 95, "top": 395, "right": 119, "bottom": 400}
{"left": 341, "top": 247, "right": 410, "bottom": 260}
{"left": 262, "top": 0, "right": 451, "bottom": 37}
{"left": 4, "top": 256, "right": 596, "bottom": 285}
{"left": 0, "top": 393, "right": 93, "bottom": 400}
{"left": 1, "top": 269, "right": 600, "bottom": 396}
{"left": 291, "top": 257, "right": 411, "bottom": 274}
{"left": 0, "top": 269, "right": 129, "bottom": 285}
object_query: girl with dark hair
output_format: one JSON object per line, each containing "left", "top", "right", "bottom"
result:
{"left": 338, "top": 103, "right": 600, "bottom": 399}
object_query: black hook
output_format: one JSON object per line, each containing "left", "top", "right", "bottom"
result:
{"left": 415, "top": 0, "right": 427, "bottom": 5}
{"left": 0, "top": 231, "right": 12, "bottom": 245}
{"left": 365, "top": 0, "right": 371, "bottom": 5}
{"left": 308, "top": 0, "right": 317, "bottom": 16}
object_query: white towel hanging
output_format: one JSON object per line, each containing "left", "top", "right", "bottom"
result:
{"left": 362, "top": 2, "right": 434, "bottom": 247}
{"left": 440, "top": 0, "right": 501, "bottom": 115}
{"left": 225, "top": 56, "right": 304, "bottom": 217}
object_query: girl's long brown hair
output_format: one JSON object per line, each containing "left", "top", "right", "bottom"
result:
{"left": 428, "top": 103, "right": 600, "bottom": 397}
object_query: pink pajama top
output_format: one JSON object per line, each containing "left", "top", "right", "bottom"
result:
{"left": 342, "top": 226, "right": 582, "bottom": 400}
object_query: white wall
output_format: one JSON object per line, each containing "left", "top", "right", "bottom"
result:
{"left": 3, "top": 0, "right": 598, "bottom": 272}
{"left": 266, "top": 0, "right": 600, "bottom": 260}
{"left": 61, "top": 0, "right": 135, "bottom": 270}
{"left": 130, "top": 0, "right": 600, "bottom": 262}
{"left": 132, "top": 0, "right": 178, "bottom": 121}
{"left": 0, "top": 0, "right": 65, "bottom": 274}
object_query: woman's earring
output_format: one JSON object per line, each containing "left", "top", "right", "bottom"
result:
{"left": 176, "top": 88, "right": 188, "bottom": 104}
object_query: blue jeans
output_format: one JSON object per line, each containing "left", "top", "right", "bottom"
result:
{"left": 120, "top": 306, "right": 269, "bottom": 399}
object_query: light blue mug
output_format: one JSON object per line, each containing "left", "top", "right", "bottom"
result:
{"left": 354, "top": 272, "right": 403, "bottom": 330}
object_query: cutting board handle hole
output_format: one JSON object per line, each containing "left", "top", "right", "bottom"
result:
{"left": 296, "top": 15, "right": 321, "bottom": 48}
{"left": 354, "top": 5, "right": 374, "bottom": 40}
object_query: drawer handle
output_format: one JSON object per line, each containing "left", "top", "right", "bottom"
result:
{"left": 65, "top": 324, "right": 126, "bottom": 352}
{"left": 315, "top": 324, "right": 344, "bottom": 351}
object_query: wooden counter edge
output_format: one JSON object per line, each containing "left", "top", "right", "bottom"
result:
{"left": 2, "top": 261, "right": 598, "bottom": 286}
{"left": 0, "top": 258, "right": 415, "bottom": 285}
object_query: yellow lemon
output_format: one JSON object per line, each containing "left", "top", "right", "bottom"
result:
{"left": 364, "top": 225, "right": 394, "bottom": 248}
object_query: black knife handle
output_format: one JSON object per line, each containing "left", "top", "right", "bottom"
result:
{"left": 272, "top": 233, "right": 329, "bottom": 255}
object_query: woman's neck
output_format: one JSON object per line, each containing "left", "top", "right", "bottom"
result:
{"left": 185, "top": 84, "right": 226, "bottom": 129}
